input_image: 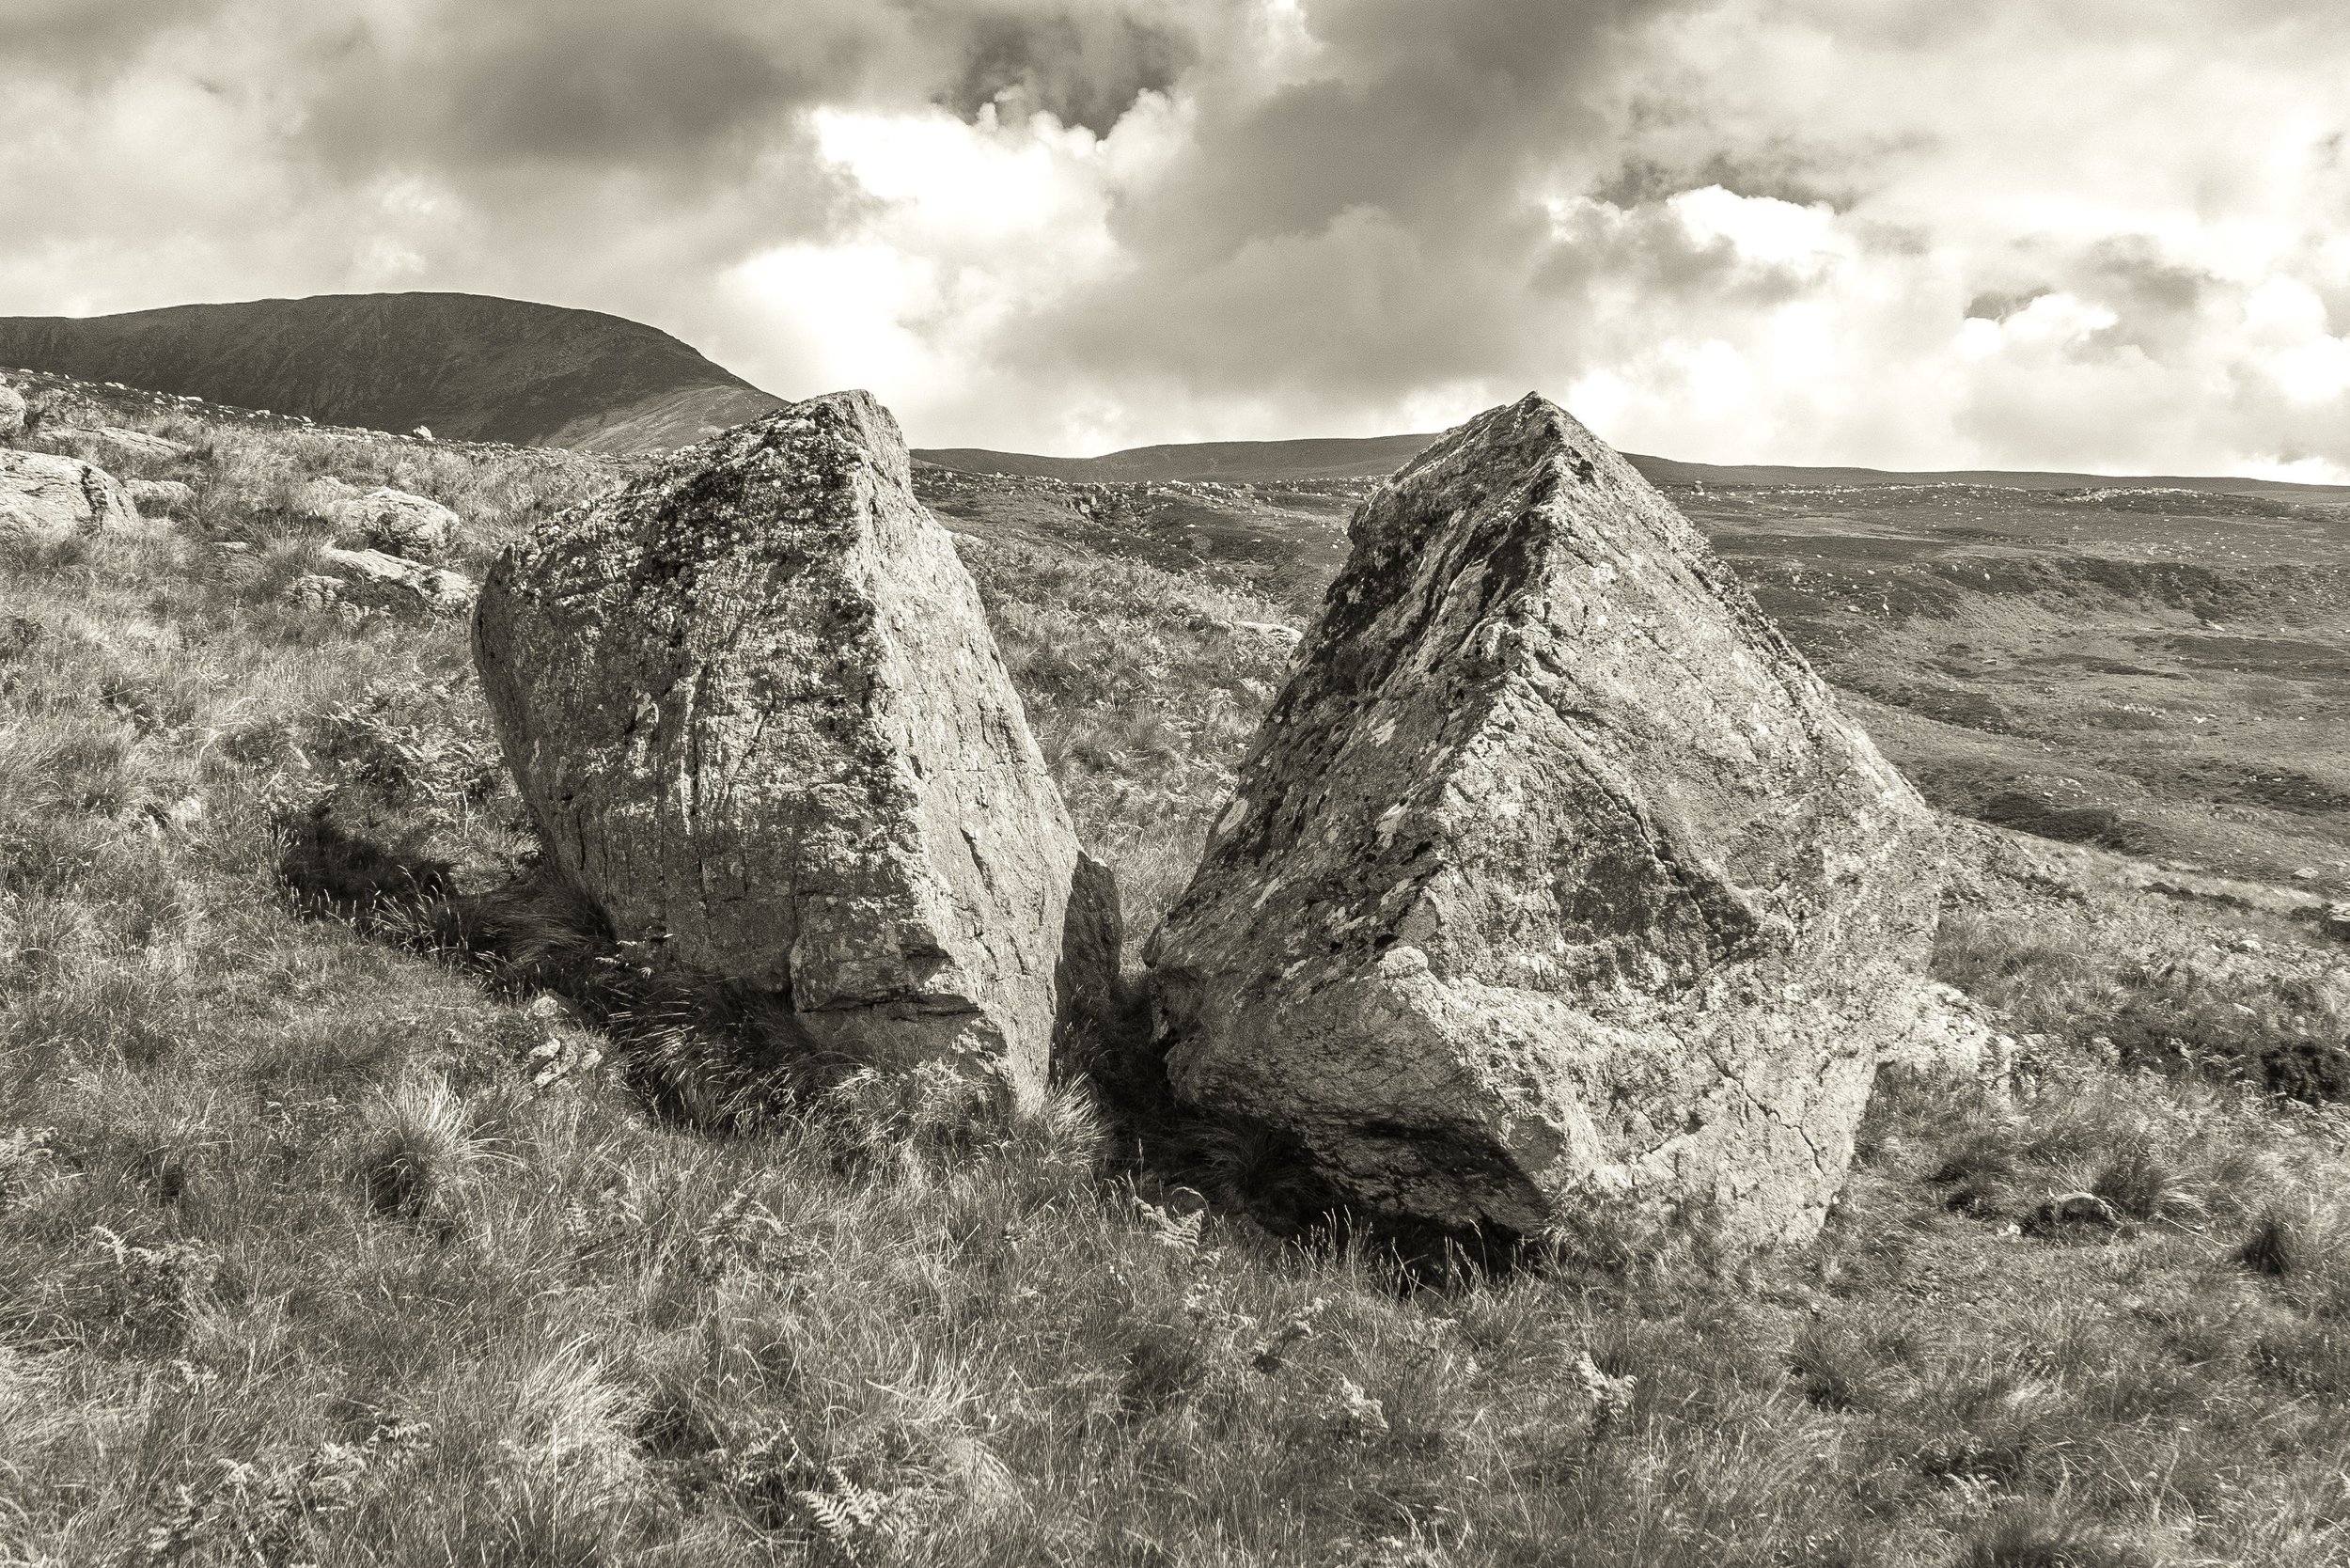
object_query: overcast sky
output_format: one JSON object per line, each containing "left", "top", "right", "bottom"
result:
{"left": 5, "top": 0, "right": 2347, "bottom": 476}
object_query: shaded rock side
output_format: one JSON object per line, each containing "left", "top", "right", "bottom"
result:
{"left": 472, "top": 389, "right": 1105, "bottom": 1106}
{"left": 1146, "top": 394, "right": 1941, "bottom": 1251}
{"left": 0, "top": 449, "right": 137, "bottom": 544}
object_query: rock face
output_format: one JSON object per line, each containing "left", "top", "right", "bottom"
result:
{"left": 0, "top": 449, "right": 137, "bottom": 544}
{"left": 327, "top": 486, "right": 458, "bottom": 558}
{"left": 473, "top": 389, "right": 1111, "bottom": 1107}
{"left": 1146, "top": 394, "right": 1941, "bottom": 1252}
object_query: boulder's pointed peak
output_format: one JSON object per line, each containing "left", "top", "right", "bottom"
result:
{"left": 1392, "top": 391, "right": 1606, "bottom": 491}
{"left": 741, "top": 388, "right": 910, "bottom": 482}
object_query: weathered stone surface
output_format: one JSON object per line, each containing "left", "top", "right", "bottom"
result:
{"left": 315, "top": 545, "right": 477, "bottom": 613}
{"left": 1877, "top": 982, "right": 2020, "bottom": 1089}
{"left": 1146, "top": 394, "right": 1942, "bottom": 1252}
{"left": 35, "top": 424, "right": 190, "bottom": 464}
{"left": 327, "top": 486, "right": 459, "bottom": 558}
{"left": 126, "top": 478, "right": 195, "bottom": 516}
{"left": 0, "top": 384, "right": 24, "bottom": 440}
{"left": 472, "top": 389, "right": 1109, "bottom": 1107}
{"left": 0, "top": 449, "right": 137, "bottom": 543}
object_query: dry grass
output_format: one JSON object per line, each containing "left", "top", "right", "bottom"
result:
{"left": 11, "top": 384, "right": 2350, "bottom": 1563}
{"left": 1935, "top": 864, "right": 2350, "bottom": 1101}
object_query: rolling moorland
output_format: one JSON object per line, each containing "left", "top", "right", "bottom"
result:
{"left": 8, "top": 358, "right": 2350, "bottom": 1565}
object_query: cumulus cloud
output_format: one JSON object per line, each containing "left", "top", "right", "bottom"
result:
{"left": 1, "top": 0, "right": 2345, "bottom": 477}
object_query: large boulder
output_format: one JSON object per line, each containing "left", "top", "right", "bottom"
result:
{"left": 1146, "top": 394, "right": 1941, "bottom": 1253}
{"left": 0, "top": 384, "right": 24, "bottom": 440}
{"left": 0, "top": 449, "right": 137, "bottom": 544}
{"left": 472, "top": 390, "right": 1113, "bottom": 1108}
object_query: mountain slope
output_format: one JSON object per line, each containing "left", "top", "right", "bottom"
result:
{"left": 0, "top": 292, "right": 786, "bottom": 453}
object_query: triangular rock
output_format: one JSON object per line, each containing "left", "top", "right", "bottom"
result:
{"left": 473, "top": 391, "right": 1115, "bottom": 1107}
{"left": 1146, "top": 394, "right": 1940, "bottom": 1251}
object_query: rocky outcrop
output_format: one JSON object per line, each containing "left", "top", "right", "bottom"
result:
{"left": 0, "top": 450, "right": 137, "bottom": 544}
{"left": 34, "top": 424, "right": 190, "bottom": 465}
{"left": 327, "top": 486, "right": 459, "bottom": 558}
{"left": 0, "top": 384, "right": 24, "bottom": 440}
{"left": 1146, "top": 394, "right": 1941, "bottom": 1253}
{"left": 304, "top": 545, "right": 477, "bottom": 613}
{"left": 472, "top": 389, "right": 1111, "bottom": 1108}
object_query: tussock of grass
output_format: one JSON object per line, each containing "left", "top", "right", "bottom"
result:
{"left": 14, "top": 385, "right": 2350, "bottom": 1561}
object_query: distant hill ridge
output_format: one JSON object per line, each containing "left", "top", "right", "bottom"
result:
{"left": 8, "top": 291, "right": 2347, "bottom": 497}
{"left": 0, "top": 292, "right": 785, "bottom": 455}
{"left": 913, "top": 436, "right": 2350, "bottom": 499}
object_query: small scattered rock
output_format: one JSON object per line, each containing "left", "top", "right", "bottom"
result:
{"left": 523, "top": 994, "right": 581, "bottom": 1027}
{"left": 286, "top": 573, "right": 346, "bottom": 611}
{"left": 411, "top": 426, "right": 434, "bottom": 441}
{"left": 2029, "top": 1191, "right": 2123, "bottom": 1231}
{"left": 327, "top": 486, "right": 459, "bottom": 558}
{"left": 315, "top": 545, "right": 477, "bottom": 613}
{"left": 1879, "top": 982, "right": 2017, "bottom": 1087}
{"left": 1232, "top": 619, "right": 1304, "bottom": 647}
{"left": 2323, "top": 903, "right": 2350, "bottom": 943}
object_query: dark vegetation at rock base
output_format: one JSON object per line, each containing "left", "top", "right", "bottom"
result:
{"left": 8, "top": 368, "right": 2350, "bottom": 1563}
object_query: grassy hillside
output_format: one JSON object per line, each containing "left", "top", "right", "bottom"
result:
{"left": 0, "top": 294, "right": 785, "bottom": 455}
{"left": 9, "top": 375, "right": 2350, "bottom": 1564}
{"left": 919, "top": 465, "right": 2350, "bottom": 894}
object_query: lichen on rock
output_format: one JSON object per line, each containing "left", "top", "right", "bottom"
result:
{"left": 472, "top": 390, "right": 1114, "bottom": 1108}
{"left": 1145, "top": 393, "right": 1942, "bottom": 1253}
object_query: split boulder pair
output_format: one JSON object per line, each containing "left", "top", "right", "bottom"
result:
{"left": 473, "top": 387, "right": 1940, "bottom": 1252}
